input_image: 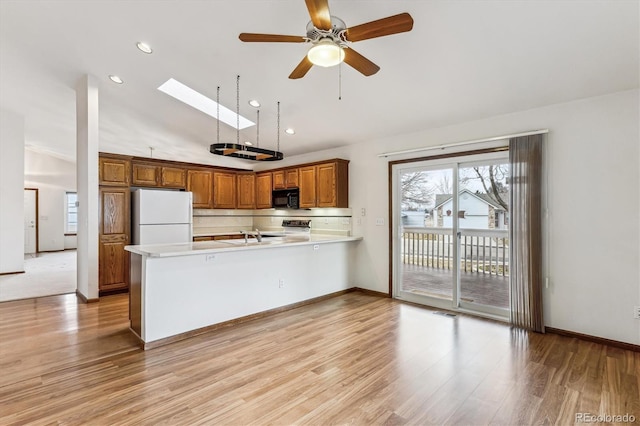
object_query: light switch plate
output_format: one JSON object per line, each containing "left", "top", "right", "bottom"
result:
{"left": 375, "top": 218, "right": 385, "bottom": 226}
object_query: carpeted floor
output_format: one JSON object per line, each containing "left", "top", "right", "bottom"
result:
{"left": 0, "top": 250, "right": 76, "bottom": 302}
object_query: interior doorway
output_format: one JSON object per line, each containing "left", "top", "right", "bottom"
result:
{"left": 24, "top": 188, "right": 38, "bottom": 255}
{"left": 391, "top": 149, "right": 510, "bottom": 319}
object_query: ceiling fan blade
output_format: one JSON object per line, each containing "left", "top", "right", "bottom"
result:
{"left": 289, "top": 56, "right": 314, "bottom": 79}
{"left": 305, "top": 0, "right": 332, "bottom": 31}
{"left": 343, "top": 48, "right": 380, "bottom": 76}
{"left": 345, "top": 13, "right": 414, "bottom": 42}
{"left": 239, "top": 33, "right": 306, "bottom": 43}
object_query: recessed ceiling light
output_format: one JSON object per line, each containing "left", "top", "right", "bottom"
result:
{"left": 244, "top": 141, "right": 253, "bottom": 146}
{"left": 109, "top": 75, "right": 123, "bottom": 84}
{"left": 136, "top": 42, "right": 153, "bottom": 54}
{"left": 248, "top": 100, "right": 260, "bottom": 108}
{"left": 157, "top": 78, "right": 255, "bottom": 130}
{"left": 285, "top": 128, "right": 295, "bottom": 135}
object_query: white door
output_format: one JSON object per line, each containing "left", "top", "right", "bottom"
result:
{"left": 24, "top": 189, "right": 37, "bottom": 254}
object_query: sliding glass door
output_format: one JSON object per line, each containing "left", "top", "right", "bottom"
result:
{"left": 392, "top": 151, "right": 510, "bottom": 318}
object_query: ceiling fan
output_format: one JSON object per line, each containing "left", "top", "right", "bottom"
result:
{"left": 239, "top": 0, "right": 414, "bottom": 79}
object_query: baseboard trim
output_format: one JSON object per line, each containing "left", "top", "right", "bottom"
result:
{"left": 75, "top": 290, "right": 99, "bottom": 304}
{"left": 354, "top": 287, "right": 391, "bottom": 298}
{"left": 546, "top": 327, "right": 639, "bottom": 352}
{"left": 142, "top": 288, "right": 357, "bottom": 350}
{"left": 0, "top": 270, "right": 25, "bottom": 276}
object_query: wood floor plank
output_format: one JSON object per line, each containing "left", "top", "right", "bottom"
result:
{"left": 0, "top": 292, "right": 638, "bottom": 425}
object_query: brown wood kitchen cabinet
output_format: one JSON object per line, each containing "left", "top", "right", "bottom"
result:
{"left": 213, "top": 171, "right": 237, "bottom": 209}
{"left": 255, "top": 172, "right": 272, "bottom": 209}
{"left": 132, "top": 162, "right": 186, "bottom": 189}
{"left": 160, "top": 166, "right": 186, "bottom": 188}
{"left": 317, "top": 160, "right": 349, "bottom": 207}
{"left": 273, "top": 168, "right": 299, "bottom": 189}
{"left": 187, "top": 169, "right": 214, "bottom": 208}
{"left": 236, "top": 173, "right": 256, "bottom": 209}
{"left": 131, "top": 162, "right": 159, "bottom": 186}
{"left": 298, "top": 160, "right": 349, "bottom": 208}
{"left": 298, "top": 165, "right": 317, "bottom": 208}
{"left": 98, "top": 187, "right": 130, "bottom": 294}
{"left": 99, "top": 155, "right": 130, "bottom": 187}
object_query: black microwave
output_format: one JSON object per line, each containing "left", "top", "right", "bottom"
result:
{"left": 272, "top": 188, "right": 299, "bottom": 209}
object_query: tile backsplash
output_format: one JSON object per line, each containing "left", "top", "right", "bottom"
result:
{"left": 193, "top": 208, "right": 352, "bottom": 236}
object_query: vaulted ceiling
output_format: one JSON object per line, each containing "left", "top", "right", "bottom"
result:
{"left": 1, "top": 1, "right": 638, "bottom": 169}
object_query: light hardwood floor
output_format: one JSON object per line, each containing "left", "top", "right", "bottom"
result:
{"left": 0, "top": 291, "right": 638, "bottom": 425}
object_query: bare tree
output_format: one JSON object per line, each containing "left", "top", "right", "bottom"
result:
{"left": 401, "top": 172, "right": 434, "bottom": 210}
{"left": 472, "top": 165, "right": 509, "bottom": 210}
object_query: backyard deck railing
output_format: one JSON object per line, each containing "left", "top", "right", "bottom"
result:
{"left": 401, "top": 227, "right": 509, "bottom": 276}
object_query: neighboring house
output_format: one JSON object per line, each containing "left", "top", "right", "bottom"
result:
{"left": 401, "top": 210, "right": 427, "bottom": 227}
{"left": 432, "top": 189, "right": 507, "bottom": 230}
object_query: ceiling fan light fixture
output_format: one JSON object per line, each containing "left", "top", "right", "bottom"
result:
{"left": 307, "top": 39, "right": 344, "bottom": 67}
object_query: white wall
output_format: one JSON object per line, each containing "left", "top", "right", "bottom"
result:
{"left": 0, "top": 109, "right": 25, "bottom": 274}
{"left": 24, "top": 149, "right": 77, "bottom": 251}
{"left": 273, "top": 89, "right": 640, "bottom": 345}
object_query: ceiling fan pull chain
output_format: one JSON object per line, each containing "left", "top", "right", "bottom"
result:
{"left": 338, "top": 59, "right": 342, "bottom": 100}
{"left": 236, "top": 75, "right": 241, "bottom": 148}
{"left": 216, "top": 86, "right": 220, "bottom": 144}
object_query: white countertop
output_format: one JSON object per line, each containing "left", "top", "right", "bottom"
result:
{"left": 125, "top": 235, "right": 362, "bottom": 258}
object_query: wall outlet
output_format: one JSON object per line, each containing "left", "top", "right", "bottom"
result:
{"left": 324, "top": 217, "right": 329, "bottom": 224}
{"left": 634, "top": 306, "right": 640, "bottom": 319}
{"left": 361, "top": 208, "right": 366, "bottom": 216}
{"left": 278, "top": 279, "right": 284, "bottom": 288}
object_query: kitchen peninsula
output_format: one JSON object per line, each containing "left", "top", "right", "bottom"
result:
{"left": 125, "top": 235, "right": 361, "bottom": 349}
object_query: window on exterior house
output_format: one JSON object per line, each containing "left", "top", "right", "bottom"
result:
{"left": 65, "top": 192, "right": 78, "bottom": 234}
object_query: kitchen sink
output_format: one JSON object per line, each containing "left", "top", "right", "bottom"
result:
{"left": 218, "top": 236, "right": 286, "bottom": 246}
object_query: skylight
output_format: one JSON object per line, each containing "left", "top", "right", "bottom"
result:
{"left": 157, "top": 78, "right": 254, "bottom": 130}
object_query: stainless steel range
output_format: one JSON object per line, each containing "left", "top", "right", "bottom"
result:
{"left": 282, "top": 219, "right": 311, "bottom": 240}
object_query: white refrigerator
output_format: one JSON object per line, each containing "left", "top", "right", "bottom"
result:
{"left": 132, "top": 189, "right": 193, "bottom": 245}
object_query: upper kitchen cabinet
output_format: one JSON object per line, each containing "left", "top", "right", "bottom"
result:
{"left": 213, "top": 171, "right": 237, "bottom": 209}
{"left": 160, "top": 166, "right": 186, "bottom": 189}
{"left": 187, "top": 169, "right": 214, "bottom": 208}
{"left": 298, "top": 166, "right": 317, "bottom": 208}
{"left": 298, "top": 160, "right": 349, "bottom": 208}
{"left": 273, "top": 168, "right": 299, "bottom": 189}
{"left": 255, "top": 172, "right": 272, "bottom": 209}
{"left": 236, "top": 173, "right": 256, "bottom": 209}
{"left": 99, "top": 155, "right": 130, "bottom": 187}
{"left": 317, "top": 160, "right": 349, "bottom": 207}
{"left": 132, "top": 162, "right": 186, "bottom": 189}
{"left": 131, "top": 162, "right": 159, "bottom": 187}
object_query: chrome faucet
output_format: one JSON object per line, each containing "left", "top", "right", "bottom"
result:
{"left": 240, "top": 230, "right": 249, "bottom": 244}
{"left": 255, "top": 228, "right": 262, "bottom": 242}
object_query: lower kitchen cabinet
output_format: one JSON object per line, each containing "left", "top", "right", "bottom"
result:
{"left": 99, "top": 187, "right": 130, "bottom": 293}
{"left": 99, "top": 235, "right": 129, "bottom": 293}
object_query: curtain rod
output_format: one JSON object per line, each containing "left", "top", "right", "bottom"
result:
{"left": 377, "top": 129, "right": 549, "bottom": 158}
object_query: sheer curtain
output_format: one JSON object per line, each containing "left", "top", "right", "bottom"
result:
{"left": 509, "top": 134, "right": 544, "bottom": 332}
